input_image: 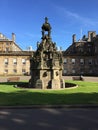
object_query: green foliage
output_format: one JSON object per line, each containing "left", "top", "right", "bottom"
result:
{"left": 0, "top": 81, "right": 98, "bottom": 106}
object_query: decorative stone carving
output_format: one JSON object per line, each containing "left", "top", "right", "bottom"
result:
{"left": 30, "top": 17, "right": 65, "bottom": 89}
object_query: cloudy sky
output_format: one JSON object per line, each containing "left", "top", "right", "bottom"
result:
{"left": 0, "top": 0, "right": 98, "bottom": 50}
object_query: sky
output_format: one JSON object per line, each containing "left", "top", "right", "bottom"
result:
{"left": 0, "top": 0, "right": 98, "bottom": 50}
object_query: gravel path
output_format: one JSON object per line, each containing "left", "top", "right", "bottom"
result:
{"left": 0, "top": 76, "right": 98, "bottom": 82}
{"left": 63, "top": 76, "right": 98, "bottom": 82}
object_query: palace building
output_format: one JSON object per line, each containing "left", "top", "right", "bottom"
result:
{"left": 0, "top": 33, "right": 32, "bottom": 76}
{"left": 63, "top": 31, "right": 98, "bottom": 76}
{"left": 0, "top": 29, "right": 98, "bottom": 76}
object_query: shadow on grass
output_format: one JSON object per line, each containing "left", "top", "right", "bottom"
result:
{"left": 0, "top": 90, "right": 98, "bottom": 106}
{"left": 0, "top": 81, "right": 98, "bottom": 105}
{"left": 0, "top": 82, "right": 77, "bottom": 88}
{"left": 0, "top": 82, "right": 28, "bottom": 86}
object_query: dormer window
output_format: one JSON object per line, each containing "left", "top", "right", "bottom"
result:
{"left": 5, "top": 47, "right": 9, "bottom": 52}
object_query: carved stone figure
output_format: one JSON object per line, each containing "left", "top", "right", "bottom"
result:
{"left": 41, "top": 17, "right": 51, "bottom": 38}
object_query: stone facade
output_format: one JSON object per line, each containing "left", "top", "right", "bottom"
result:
{"left": 63, "top": 31, "right": 98, "bottom": 76}
{"left": 0, "top": 33, "right": 32, "bottom": 76}
{"left": 0, "top": 52, "right": 32, "bottom": 76}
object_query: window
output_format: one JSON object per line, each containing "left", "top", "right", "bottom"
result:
{"left": 4, "top": 58, "right": 8, "bottom": 65}
{"left": 4, "top": 69, "right": 8, "bottom": 74}
{"left": 79, "top": 47, "right": 83, "bottom": 52}
{"left": 13, "top": 69, "right": 17, "bottom": 73}
{"left": 95, "top": 60, "right": 98, "bottom": 65}
{"left": 13, "top": 59, "right": 17, "bottom": 65}
{"left": 80, "top": 71, "right": 84, "bottom": 75}
{"left": 22, "top": 59, "right": 26, "bottom": 64}
{"left": 88, "top": 59, "right": 92, "bottom": 65}
{"left": 72, "top": 59, "right": 75, "bottom": 64}
{"left": 80, "top": 59, "right": 84, "bottom": 65}
{"left": 6, "top": 42, "right": 9, "bottom": 46}
{"left": 64, "top": 69, "right": 67, "bottom": 74}
{"left": 72, "top": 69, "right": 75, "bottom": 74}
{"left": 89, "top": 70, "right": 93, "bottom": 74}
{"left": 5, "top": 47, "right": 9, "bottom": 52}
{"left": 63, "top": 69, "right": 67, "bottom": 76}
{"left": 22, "top": 69, "right": 26, "bottom": 74}
{"left": 88, "top": 48, "right": 91, "bottom": 52}
{"left": 64, "top": 59, "right": 67, "bottom": 64}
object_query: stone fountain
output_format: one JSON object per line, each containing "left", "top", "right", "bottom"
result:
{"left": 30, "top": 17, "right": 65, "bottom": 89}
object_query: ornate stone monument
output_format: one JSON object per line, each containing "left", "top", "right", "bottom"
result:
{"left": 30, "top": 17, "right": 65, "bottom": 89}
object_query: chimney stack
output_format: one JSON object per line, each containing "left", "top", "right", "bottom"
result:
{"left": 88, "top": 31, "right": 92, "bottom": 42}
{"left": 12, "top": 33, "right": 16, "bottom": 42}
{"left": 72, "top": 34, "right": 76, "bottom": 43}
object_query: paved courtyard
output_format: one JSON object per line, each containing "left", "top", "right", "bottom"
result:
{"left": 0, "top": 108, "right": 98, "bottom": 130}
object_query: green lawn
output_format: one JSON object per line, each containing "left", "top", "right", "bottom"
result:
{"left": 0, "top": 81, "right": 98, "bottom": 106}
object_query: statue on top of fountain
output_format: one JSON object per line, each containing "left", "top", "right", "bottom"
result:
{"left": 37, "top": 17, "right": 57, "bottom": 52}
{"left": 41, "top": 17, "right": 51, "bottom": 39}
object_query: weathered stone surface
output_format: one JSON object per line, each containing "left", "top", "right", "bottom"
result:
{"left": 30, "top": 17, "right": 65, "bottom": 89}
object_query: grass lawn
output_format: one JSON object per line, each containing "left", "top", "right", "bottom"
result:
{"left": 0, "top": 81, "right": 98, "bottom": 106}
